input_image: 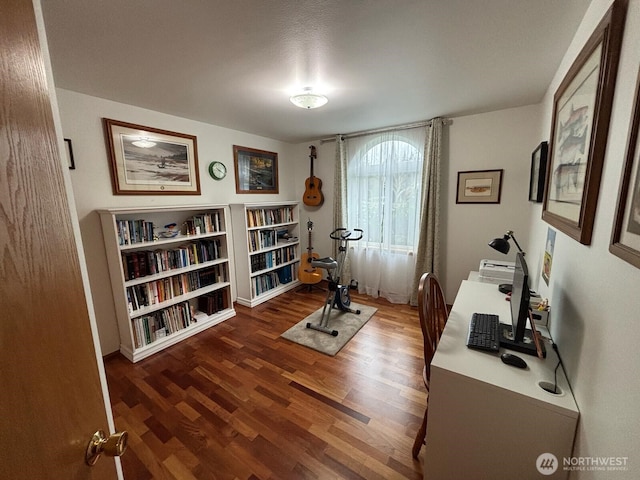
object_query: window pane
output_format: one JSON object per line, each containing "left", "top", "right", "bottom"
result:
{"left": 348, "top": 133, "right": 423, "bottom": 248}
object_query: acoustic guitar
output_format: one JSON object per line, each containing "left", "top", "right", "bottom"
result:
{"left": 298, "top": 219, "right": 323, "bottom": 285}
{"left": 303, "top": 145, "right": 324, "bottom": 206}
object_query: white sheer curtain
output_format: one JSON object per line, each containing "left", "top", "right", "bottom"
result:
{"left": 345, "top": 128, "right": 426, "bottom": 303}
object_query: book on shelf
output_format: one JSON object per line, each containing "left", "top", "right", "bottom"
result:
{"left": 246, "top": 206, "right": 295, "bottom": 228}
{"left": 183, "top": 211, "right": 223, "bottom": 235}
{"left": 131, "top": 301, "right": 193, "bottom": 348}
{"left": 197, "top": 289, "right": 229, "bottom": 316}
{"left": 121, "top": 239, "right": 223, "bottom": 280}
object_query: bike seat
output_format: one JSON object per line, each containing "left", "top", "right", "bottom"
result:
{"left": 311, "top": 257, "right": 338, "bottom": 270}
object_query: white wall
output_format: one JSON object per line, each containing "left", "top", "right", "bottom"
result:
{"left": 294, "top": 141, "right": 337, "bottom": 261}
{"left": 526, "top": 0, "right": 640, "bottom": 477}
{"left": 444, "top": 105, "right": 541, "bottom": 301}
{"left": 57, "top": 89, "right": 298, "bottom": 354}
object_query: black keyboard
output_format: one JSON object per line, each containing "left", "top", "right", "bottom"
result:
{"left": 466, "top": 313, "right": 500, "bottom": 352}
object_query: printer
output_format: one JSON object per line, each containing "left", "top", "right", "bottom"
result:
{"left": 478, "top": 259, "right": 515, "bottom": 285}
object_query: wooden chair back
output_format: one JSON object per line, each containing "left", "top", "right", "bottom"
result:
{"left": 417, "top": 272, "right": 448, "bottom": 387}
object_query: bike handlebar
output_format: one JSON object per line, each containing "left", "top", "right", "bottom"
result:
{"left": 330, "top": 227, "right": 363, "bottom": 241}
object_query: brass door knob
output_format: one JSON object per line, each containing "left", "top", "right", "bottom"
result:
{"left": 85, "top": 430, "right": 128, "bottom": 466}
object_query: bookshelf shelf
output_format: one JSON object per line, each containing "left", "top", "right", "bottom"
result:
{"left": 99, "top": 205, "right": 236, "bottom": 362}
{"left": 230, "top": 202, "right": 301, "bottom": 307}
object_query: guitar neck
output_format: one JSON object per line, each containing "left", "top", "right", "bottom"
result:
{"left": 309, "top": 145, "right": 316, "bottom": 178}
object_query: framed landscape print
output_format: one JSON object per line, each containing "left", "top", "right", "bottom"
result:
{"left": 103, "top": 119, "right": 201, "bottom": 195}
{"left": 233, "top": 145, "right": 279, "bottom": 194}
{"left": 610, "top": 67, "right": 640, "bottom": 269}
{"left": 542, "top": 1, "right": 627, "bottom": 244}
{"left": 456, "top": 169, "right": 503, "bottom": 204}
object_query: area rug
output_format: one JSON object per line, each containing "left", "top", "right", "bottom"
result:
{"left": 280, "top": 303, "right": 377, "bottom": 356}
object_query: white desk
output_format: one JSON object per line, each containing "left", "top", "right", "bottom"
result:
{"left": 423, "top": 280, "right": 579, "bottom": 479}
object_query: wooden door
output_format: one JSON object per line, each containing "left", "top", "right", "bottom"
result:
{"left": 0, "top": 0, "right": 118, "bottom": 478}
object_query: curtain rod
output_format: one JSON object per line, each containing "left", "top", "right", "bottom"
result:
{"left": 319, "top": 117, "right": 451, "bottom": 144}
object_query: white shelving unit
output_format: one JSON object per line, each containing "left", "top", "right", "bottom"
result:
{"left": 99, "top": 205, "right": 236, "bottom": 362}
{"left": 230, "top": 202, "right": 301, "bottom": 307}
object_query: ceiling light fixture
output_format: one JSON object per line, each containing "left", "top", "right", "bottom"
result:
{"left": 290, "top": 87, "right": 328, "bottom": 109}
{"left": 132, "top": 138, "right": 156, "bottom": 148}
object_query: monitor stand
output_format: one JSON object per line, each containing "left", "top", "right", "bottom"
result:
{"left": 498, "top": 324, "right": 546, "bottom": 358}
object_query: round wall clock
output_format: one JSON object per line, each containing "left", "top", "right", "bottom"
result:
{"left": 208, "top": 161, "right": 227, "bottom": 180}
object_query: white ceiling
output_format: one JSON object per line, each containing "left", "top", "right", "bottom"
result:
{"left": 40, "top": 0, "right": 591, "bottom": 144}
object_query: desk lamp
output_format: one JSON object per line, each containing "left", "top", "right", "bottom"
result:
{"left": 488, "top": 230, "right": 525, "bottom": 293}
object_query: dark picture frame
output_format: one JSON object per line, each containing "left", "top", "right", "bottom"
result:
{"left": 64, "top": 138, "right": 75, "bottom": 170}
{"left": 542, "top": 1, "right": 627, "bottom": 244}
{"left": 233, "top": 145, "right": 279, "bottom": 194}
{"left": 610, "top": 67, "right": 640, "bottom": 269}
{"left": 456, "top": 169, "right": 503, "bottom": 204}
{"left": 529, "top": 142, "right": 548, "bottom": 203}
{"left": 103, "top": 118, "right": 200, "bottom": 195}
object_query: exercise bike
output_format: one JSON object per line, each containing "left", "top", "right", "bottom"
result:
{"left": 306, "top": 227, "right": 363, "bottom": 336}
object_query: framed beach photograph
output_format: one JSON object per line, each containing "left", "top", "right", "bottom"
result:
{"left": 542, "top": 1, "right": 626, "bottom": 244}
{"left": 610, "top": 67, "right": 640, "bottom": 269}
{"left": 529, "top": 142, "right": 548, "bottom": 203}
{"left": 103, "top": 118, "right": 200, "bottom": 195}
{"left": 233, "top": 145, "right": 279, "bottom": 194}
{"left": 456, "top": 169, "right": 503, "bottom": 204}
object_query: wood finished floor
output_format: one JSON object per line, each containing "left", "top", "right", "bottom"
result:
{"left": 104, "top": 285, "right": 426, "bottom": 480}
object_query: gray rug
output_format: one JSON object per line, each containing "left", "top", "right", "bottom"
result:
{"left": 280, "top": 303, "right": 377, "bottom": 356}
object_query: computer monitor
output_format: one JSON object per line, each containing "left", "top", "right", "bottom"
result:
{"left": 499, "top": 252, "right": 546, "bottom": 357}
{"left": 510, "top": 252, "right": 530, "bottom": 343}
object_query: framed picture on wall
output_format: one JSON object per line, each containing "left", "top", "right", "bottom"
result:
{"left": 103, "top": 118, "right": 201, "bottom": 195}
{"left": 542, "top": 1, "right": 627, "bottom": 245}
{"left": 610, "top": 67, "right": 640, "bottom": 269}
{"left": 233, "top": 145, "right": 279, "bottom": 194}
{"left": 456, "top": 169, "right": 503, "bottom": 204}
{"left": 529, "top": 142, "right": 548, "bottom": 203}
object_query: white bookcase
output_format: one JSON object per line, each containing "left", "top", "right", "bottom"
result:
{"left": 99, "top": 205, "right": 236, "bottom": 362}
{"left": 230, "top": 202, "right": 301, "bottom": 307}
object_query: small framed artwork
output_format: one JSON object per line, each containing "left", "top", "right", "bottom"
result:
{"left": 64, "top": 138, "right": 75, "bottom": 170}
{"left": 233, "top": 145, "right": 279, "bottom": 194}
{"left": 456, "top": 169, "right": 503, "bottom": 204}
{"left": 610, "top": 67, "right": 640, "bottom": 269}
{"left": 542, "top": 1, "right": 626, "bottom": 244}
{"left": 529, "top": 142, "right": 548, "bottom": 202}
{"left": 542, "top": 227, "right": 556, "bottom": 285}
{"left": 103, "top": 118, "right": 200, "bottom": 195}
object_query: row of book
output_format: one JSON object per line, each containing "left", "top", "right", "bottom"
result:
{"left": 121, "top": 239, "right": 223, "bottom": 280}
{"left": 248, "top": 229, "right": 276, "bottom": 252}
{"left": 117, "top": 219, "right": 155, "bottom": 246}
{"left": 116, "top": 211, "right": 224, "bottom": 246}
{"left": 252, "top": 264, "right": 298, "bottom": 297}
{"left": 131, "top": 301, "right": 193, "bottom": 348}
{"left": 197, "top": 290, "right": 229, "bottom": 315}
{"left": 127, "top": 265, "right": 228, "bottom": 312}
{"left": 183, "top": 211, "right": 223, "bottom": 235}
{"left": 250, "top": 246, "right": 296, "bottom": 273}
{"left": 246, "top": 207, "right": 295, "bottom": 228}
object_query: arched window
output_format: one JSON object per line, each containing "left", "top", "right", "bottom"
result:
{"left": 347, "top": 130, "right": 425, "bottom": 249}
